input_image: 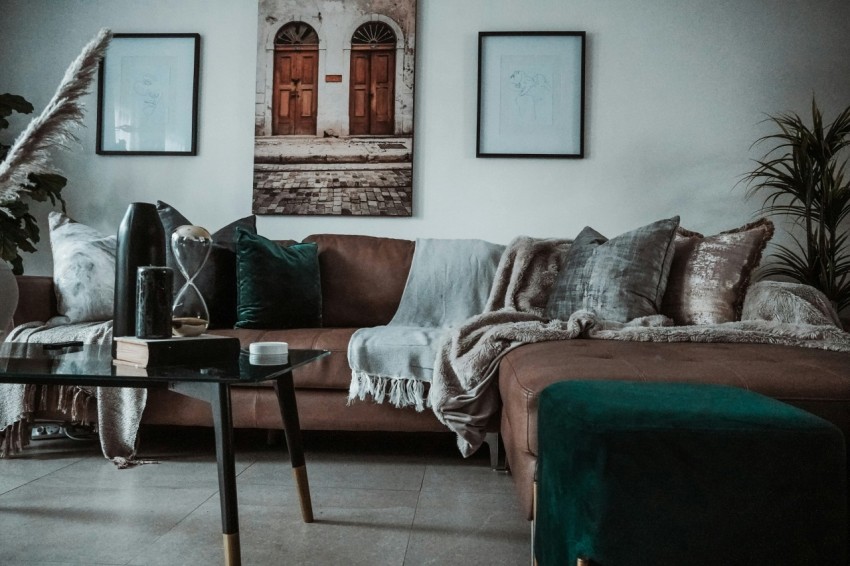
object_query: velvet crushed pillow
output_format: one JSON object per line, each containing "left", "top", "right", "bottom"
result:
{"left": 546, "top": 217, "right": 680, "bottom": 322}
{"left": 660, "top": 218, "right": 774, "bottom": 325}
{"left": 48, "top": 211, "right": 117, "bottom": 323}
{"left": 235, "top": 229, "right": 322, "bottom": 329}
{"left": 156, "top": 201, "right": 256, "bottom": 329}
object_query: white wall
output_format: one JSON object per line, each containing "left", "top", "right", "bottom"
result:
{"left": 2, "top": 0, "right": 849, "bottom": 275}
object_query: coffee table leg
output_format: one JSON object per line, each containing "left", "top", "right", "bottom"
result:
{"left": 211, "top": 383, "right": 242, "bottom": 566}
{"left": 273, "top": 374, "right": 314, "bottom": 523}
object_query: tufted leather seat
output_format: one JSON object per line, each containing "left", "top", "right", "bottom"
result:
{"left": 499, "top": 339, "right": 850, "bottom": 519}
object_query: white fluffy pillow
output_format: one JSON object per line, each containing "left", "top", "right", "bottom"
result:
{"left": 48, "top": 212, "right": 116, "bottom": 322}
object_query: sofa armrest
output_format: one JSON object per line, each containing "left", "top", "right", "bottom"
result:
{"left": 13, "top": 275, "right": 58, "bottom": 326}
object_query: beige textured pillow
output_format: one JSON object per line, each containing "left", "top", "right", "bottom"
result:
{"left": 660, "top": 219, "right": 774, "bottom": 325}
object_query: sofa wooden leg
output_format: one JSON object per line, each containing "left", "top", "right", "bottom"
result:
{"left": 266, "top": 429, "right": 283, "bottom": 445}
{"left": 531, "top": 480, "right": 537, "bottom": 566}
{"left": 484, "top": 431, "right": 506, "bottom": 471}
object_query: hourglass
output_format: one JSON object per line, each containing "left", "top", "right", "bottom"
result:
{"left": 171, "top": 225, "right": 213, "bottom": 337}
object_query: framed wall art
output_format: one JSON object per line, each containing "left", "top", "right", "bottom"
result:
{"left": 477, "top": 31, "right": 586, "bottom": 159}
{"left": 96, "top": 33, "right": 200, "bottom": 156}
{"left": 252, "top": 1, "right": 417, "bottom": 216}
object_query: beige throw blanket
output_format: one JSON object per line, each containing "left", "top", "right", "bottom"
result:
{"left": 2, "top": 319, "right": 150, "bottom": 468}
{"left": 430, "top": 236, "right": 850, "bottom": 457}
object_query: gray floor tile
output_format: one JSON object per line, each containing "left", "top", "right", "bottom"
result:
{"left": 129, "top": 483, "right": 418, "bottom": 566}
{"left": 0, "top": 439, "right": 95, "bottom": 496}
{"left": 0, "top": 430, "right": 530, "bottom": 565}
{"left": 404, "top": 490, "right": 531, "bottom": 566}
{"left": 0, "top": 483, "right": 215, "bottom": 564}
{"left": 421, "top": 461, "right": 516, "bottom": 495}
{"left": 42, "top": 450, "right": 255, "bottom": 490}
{"left": 240, "top": 451, "right": 426, "bottom": 492}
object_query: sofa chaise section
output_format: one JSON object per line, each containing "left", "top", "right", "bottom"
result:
{"left": 500, "top": 339, "right": 850, "bottom": 520}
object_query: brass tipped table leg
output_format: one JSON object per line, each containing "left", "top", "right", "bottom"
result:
{"left": 211, "top": 383, "right": 242, "bottom": 566}
{"left": 293, "top": 464, "right": 313, "bottom": 522}
{"left": 170, "top": 381, "right": 244, "bottom": 566}
{"left": 274, "top": 374, "right": 314, "bottom": 523}
{"left": 223, "top": 533, "right": 241, "bottom": 566}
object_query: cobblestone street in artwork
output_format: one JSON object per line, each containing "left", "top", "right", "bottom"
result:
{"left": 252, "top": 136, "right": 413, "bottom": 216}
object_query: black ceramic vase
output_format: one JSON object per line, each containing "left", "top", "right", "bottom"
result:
{"left": 113, "top": 203, "right": 166, "bottom": 350}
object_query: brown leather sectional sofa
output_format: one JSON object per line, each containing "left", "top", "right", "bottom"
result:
{"left": 12, "top": 234, "right": 850, "bottom": 521}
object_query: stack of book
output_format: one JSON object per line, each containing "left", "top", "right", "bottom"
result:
{"left": 113, "top": 335, "right": 241, "bottom": 367}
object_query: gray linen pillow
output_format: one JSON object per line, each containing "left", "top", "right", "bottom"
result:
{"left": 48, "top": 211, "right": 117, "bottom": 323}
{"left": 546, "top": 217, "right": 680, "bottom": 322}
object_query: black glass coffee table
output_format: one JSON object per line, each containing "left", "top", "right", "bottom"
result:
{"left": 0, "top": 342, "right": 329, "bottom": 566}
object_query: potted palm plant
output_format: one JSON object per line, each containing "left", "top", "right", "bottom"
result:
{"left": 743, "top": 99, "right": 850, "bottom": 312}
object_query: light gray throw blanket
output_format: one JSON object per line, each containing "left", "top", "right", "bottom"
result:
{"left": 430, "top": 236, "right": 850, "bottom": 456}
{"left": 2, "top": 318, "right": 150, "bottom": 468}
{"left": 348, "top": 238, "right": 505, "bottom": 410}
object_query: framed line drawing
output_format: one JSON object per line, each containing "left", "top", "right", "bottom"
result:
{"left": 477, "top": 31, "right": 585, "bottom": 158}
{"left": 97, "top": 33, "right": 200, "bottom": 155}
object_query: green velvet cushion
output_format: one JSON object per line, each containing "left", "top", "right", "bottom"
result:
{"left": 546, "top": 217, "right": 680, "bottom": 322}
{"left": 235, "top": 229, "right": 322, "bottom": 329}
{"left": 536, "top": 381, "right": 847, "bottom": 566}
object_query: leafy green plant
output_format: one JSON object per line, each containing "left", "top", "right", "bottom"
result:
{"left": 0, "top": 93, "right": 66, "bottom": 275}
{"left": 743, "top": 98, "right": 850, "bottom": 311}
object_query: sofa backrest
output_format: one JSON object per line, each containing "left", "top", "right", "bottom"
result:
{"left": 12, "top": 275, "right": 57, "bottom": 327}
{"left": 303, "top": 234, "right": 414, "bottom": 327}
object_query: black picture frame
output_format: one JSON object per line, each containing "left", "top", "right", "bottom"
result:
{"left": 476, "top": 31, "right": 586, "bottom": 159}
{"left": 96, "top": 33, "right": 200, "bottom": 156}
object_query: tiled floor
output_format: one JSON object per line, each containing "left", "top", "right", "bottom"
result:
{"left": 0, "top": 428, "right": 531, "bottom": 565}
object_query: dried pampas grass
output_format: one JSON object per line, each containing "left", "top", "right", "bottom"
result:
{"left": 0, "top": 28, "right": 112, "bottom": 215}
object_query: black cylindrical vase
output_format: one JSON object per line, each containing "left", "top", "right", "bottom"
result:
{"left": 136, "top": 266, "right": 173, "bottom": 339}
{"left": 113, "top": 203, "right": 166, "bottom": 352}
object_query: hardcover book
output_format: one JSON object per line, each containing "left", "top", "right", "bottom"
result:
{"left": 113, "top": 335, "right": 241, "bottom": 367}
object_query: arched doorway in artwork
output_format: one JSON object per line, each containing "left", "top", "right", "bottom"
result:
{"left": 273, "top": 22, "right": 319, "bottom": 135}
{"left": 349, "top": 22, "right": 396, "bottom": 135}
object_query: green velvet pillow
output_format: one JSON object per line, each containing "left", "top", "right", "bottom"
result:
{"left": 235, "top": 229, "right": 322, "bottom": 329}
{"left": 546, "top": 217, "right": 680, "bottom": 322}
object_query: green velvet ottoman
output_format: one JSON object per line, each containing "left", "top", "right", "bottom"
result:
{"left": 535, "top": 381, "right": 847, "bottom": 566}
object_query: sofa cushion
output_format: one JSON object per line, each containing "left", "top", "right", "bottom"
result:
{"left": 304, "top": 234, "right": 414, "bottom": 327}
{"left": 235, "top": 230, "right": 321, "bottom": 329}
{"left": 499, "top": 339, "right": 850, "bottom": 519}
{"left": 545, "top": 217, "right": 680, "bottom": 322}
{"left": 47, "top": 212, "right": 117, "bottom": 323}
{"left": 661, "top": 219, "right": 774, "bottom": 325}
{"left": 156, "top": 201, "right": 257, "bottom": 329}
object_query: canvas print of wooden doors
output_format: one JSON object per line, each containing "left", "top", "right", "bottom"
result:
{"left": 254, "top": 0, "right": 416, "bottom": 217}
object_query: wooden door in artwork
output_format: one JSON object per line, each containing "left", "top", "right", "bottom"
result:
{"left": 349, "top": 22, "right": 397, "bottom": 135}
{"left": 273, "top": 22, "right": 319, "bottom": 135}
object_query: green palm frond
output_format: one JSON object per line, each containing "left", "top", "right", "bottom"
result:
{"left": 742, "top": 97, "right": 850, "bottom": 312}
